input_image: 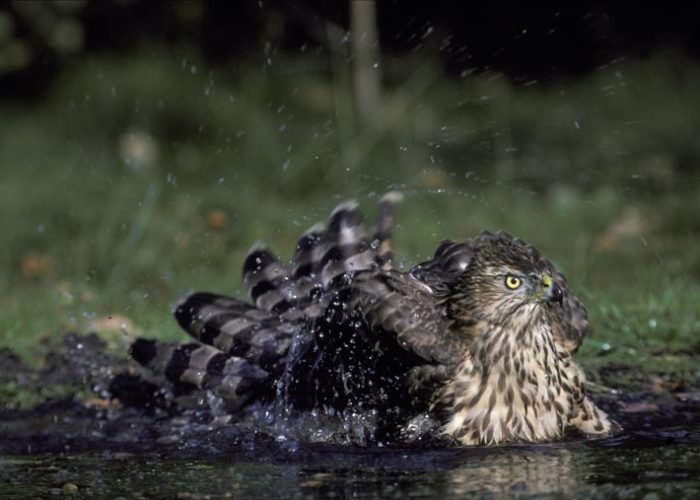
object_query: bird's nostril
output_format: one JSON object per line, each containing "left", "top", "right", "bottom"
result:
{"left": 541, "top": 274, "right": 554, "bottom": 290}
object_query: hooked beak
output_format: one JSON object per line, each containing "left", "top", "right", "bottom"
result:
{"left": 539, "top": 274, "right": 563, "bottom": 304}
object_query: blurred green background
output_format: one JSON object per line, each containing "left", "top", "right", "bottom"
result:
{"left": 0, "top": 1, "right": 698, "bottom": 389}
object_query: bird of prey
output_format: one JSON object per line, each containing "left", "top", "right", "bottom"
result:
{"left": 123, "top": 193, "right": 614, "bottom": 446}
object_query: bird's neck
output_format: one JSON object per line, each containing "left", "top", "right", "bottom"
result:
{"left": 473, "top": 315, "right": 560, "bottom": 369}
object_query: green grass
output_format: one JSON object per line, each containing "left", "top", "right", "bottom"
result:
{"left": 1, "top": 47, "right": 699, "bottom": 389}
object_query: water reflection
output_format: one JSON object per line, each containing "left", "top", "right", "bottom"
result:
{"left": 295, "top": 446, "right": 582, "bottom": 498}
{"left": 1, "top": 439, "right": 700, "bottom": 498}
{"left": 445, "top": 447, "right": 580, "bottom": 496}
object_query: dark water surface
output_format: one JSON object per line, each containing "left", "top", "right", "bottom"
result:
{"left": 1, "top": 417, "right": 699, "bottom": 498}
{"left": 1, "top": 337, "right": 699, "bottom": 498}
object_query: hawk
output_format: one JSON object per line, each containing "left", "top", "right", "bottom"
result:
{"left": 121, "top": 193, "right": 614, "bottom": 446}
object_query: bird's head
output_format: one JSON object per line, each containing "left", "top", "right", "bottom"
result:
{"left": 448, "top": 232, "right": 569, "bottom": 336}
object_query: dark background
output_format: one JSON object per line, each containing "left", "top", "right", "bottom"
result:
{"left": 2, "top": 1, "right": 700, "bottom": 94}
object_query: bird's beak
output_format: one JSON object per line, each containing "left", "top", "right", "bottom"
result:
{"left": 542, "top": 275, "right": 563, "bottom": 304}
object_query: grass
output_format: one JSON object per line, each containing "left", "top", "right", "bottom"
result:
{"left": 1, "top": 47, "right": 699, "bottom": 390}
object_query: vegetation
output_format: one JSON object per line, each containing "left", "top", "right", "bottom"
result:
{"left": 1, "top": 48, "right": 698, "bottom": 391}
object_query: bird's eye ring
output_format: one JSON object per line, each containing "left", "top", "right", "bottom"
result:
{"left": 505, "top": 275, "right": 522, "bottom": 290}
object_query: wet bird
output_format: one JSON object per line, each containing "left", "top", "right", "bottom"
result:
{"left": 123, "top": 193, "right": 614, "bottom": 446}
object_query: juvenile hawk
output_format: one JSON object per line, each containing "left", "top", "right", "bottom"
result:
{"left": 123, "top": 193, "right": 614, "bottom": 446}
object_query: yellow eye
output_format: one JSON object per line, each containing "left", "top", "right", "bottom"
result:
{"left": 505, "top": 275, "right": 522, "bottom": 289}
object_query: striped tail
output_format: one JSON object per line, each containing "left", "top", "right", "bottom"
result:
{"left": 374, "top": 191, "right": 403, "bottom": 270}
{"left": 242, "top": 246, "right": 296, "bottom": 316}
{"left": 123, "top": 193, "right": 403, "bottom": 411}
{"left": 288, "top": 191, "right": 404, "bottom": 312}
{"left": 130, "top": 338, "right": 270, "bottom": 411}
{"left": 174, "top": 292, "right": 294, "bottom": 371}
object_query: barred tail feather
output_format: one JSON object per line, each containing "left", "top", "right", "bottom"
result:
{"left": 319, "top": 201, "right": 376, "bottom": 287}
{"left": 174, "top": 291, "right": 294, "bottom": 370}
{"left": 374, "top": 191, "right": 403, "bottom": 270}
{"left": 290, "top": 194, "right": 403, "bottom": 293}
{"left": 174, "top": 292, "right": 269, "bottom": 350}
{"left": 130, "top": 339, "right": 269, "bottom": 410}
{"left": 122, "top": 193, "right": 406, "bottom": 412}
{"left": 243, "top": 246, "right": 295, "bottom": 314}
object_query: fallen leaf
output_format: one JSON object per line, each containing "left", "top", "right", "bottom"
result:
{"left": 21, "top": 253, "right": 52, "bottom": 279}
{"left": 88, "top": 315, "right": 134, "bottom": 334}
{"left": 207, "top": 209, "right": 228, "bottom": 230}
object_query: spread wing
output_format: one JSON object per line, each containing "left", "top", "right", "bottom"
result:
{"left": 347, "top": 270, "right": 463, "bottom": 366}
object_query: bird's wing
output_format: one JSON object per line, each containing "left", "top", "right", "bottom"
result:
{"left": 548, "top": 271, "right": 589, "bottom": 354}
{"left": 348, "top": 270, "right": 464, "bottom": 367}
{"left": 410, "top": 239, "right": 476, "bottom": 292}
